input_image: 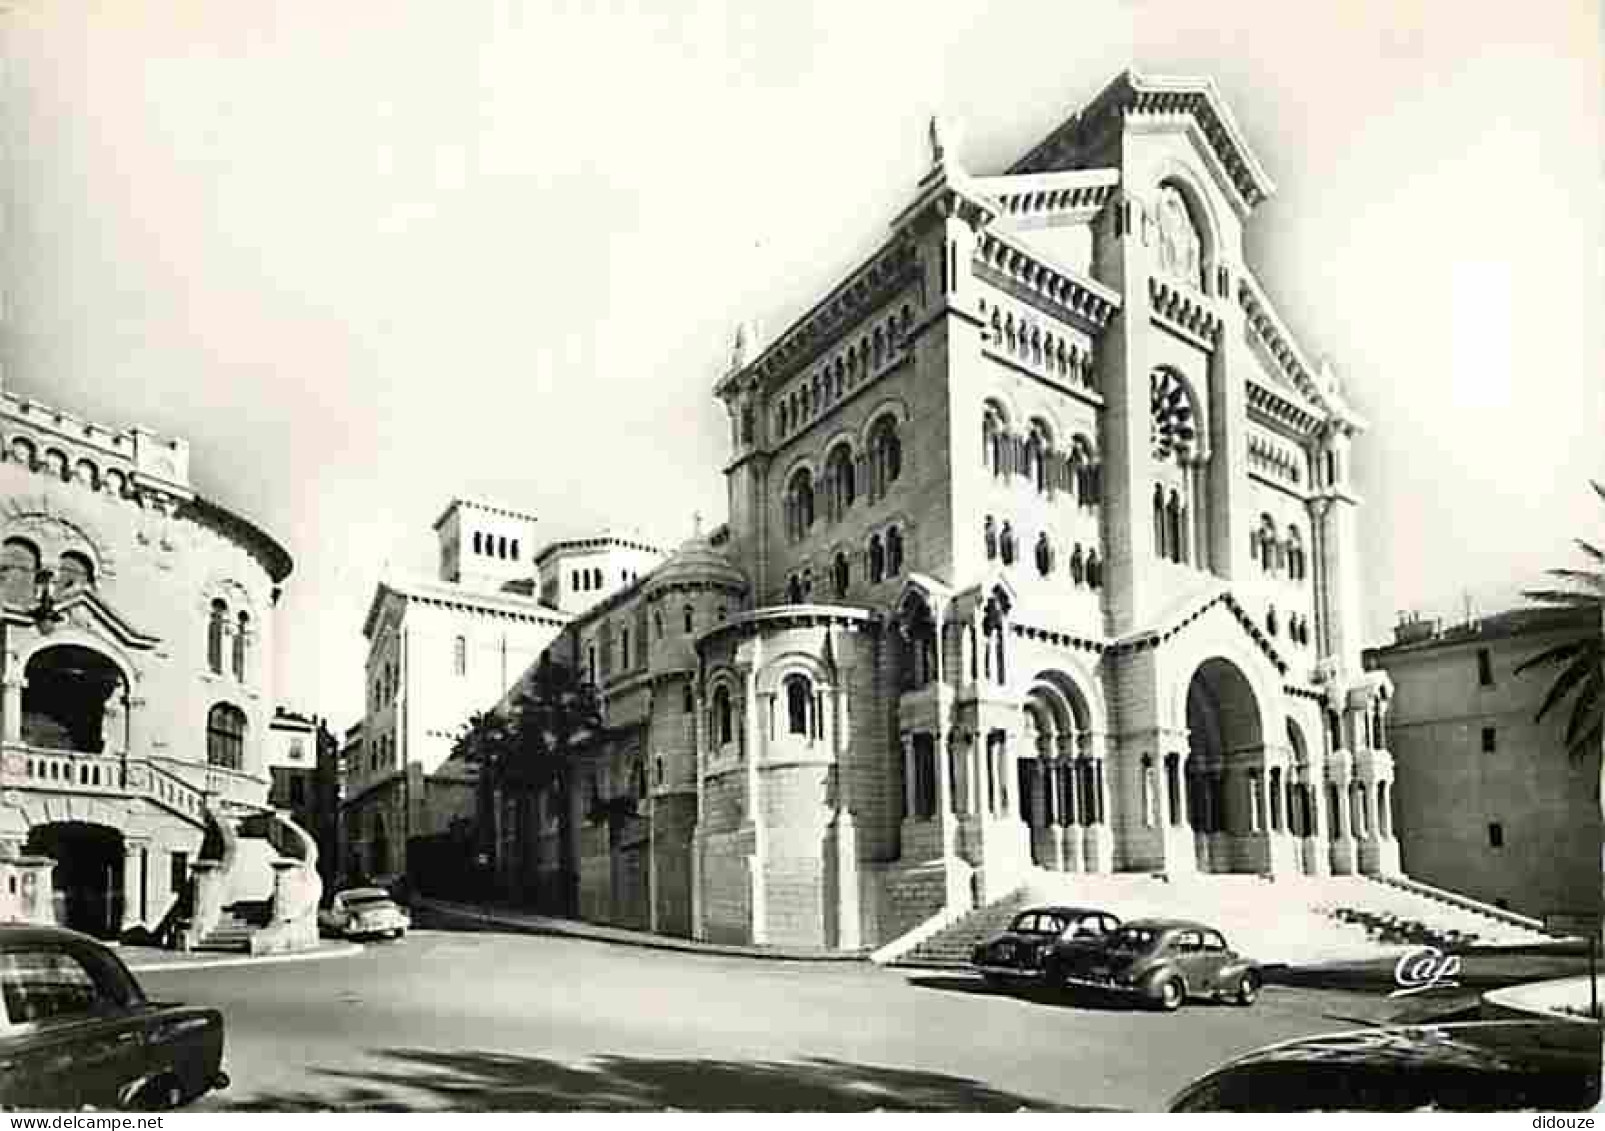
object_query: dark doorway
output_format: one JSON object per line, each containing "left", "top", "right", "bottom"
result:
{"left": 22, "top": 645, "right": 124, "bottom": 752}
{"left": 24, "top": 822, "right": 124, "bottom": 937}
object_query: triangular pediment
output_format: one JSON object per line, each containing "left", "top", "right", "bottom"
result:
{"left": 1112, "top": 585, "right": 1288, "bottom": 677}
{"left": 4, "top": 587, "right": 161, "bottom": 651}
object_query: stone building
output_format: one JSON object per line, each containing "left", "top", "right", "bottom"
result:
{"left": 0, "top": 384, "right": 320, "bottom": 951}
{"left": 501, "top": 71, "right": 1404, "bottom": 949}
{"left": 344, "top": 500, "right": 659, "bottom": 883}
{"left": 1366, "top": 606, "right": 1602, "bottom": 918}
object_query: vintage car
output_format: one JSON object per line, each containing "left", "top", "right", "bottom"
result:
{"left": 969, "top": 906, "right": 1120, "bottom": 987}
{"left": 0, "top": 924, "right": 229, "bottom": 1111}
{"left": 320, "top": 887, "right": 411, "bottom": 941}
{"left": 1168, "top": 1020, "right": 1602, "bottom": 1111}
{"left": 1043, "top": 917, "right": 1261, "bottom": 1010}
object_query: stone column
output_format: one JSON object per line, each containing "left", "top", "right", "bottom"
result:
{"left": 1327, "top": 761, "right": 1357, "bottom": 875}
{"left": 935, "top": 730, "right": 956, "bottom": 858}
{"left": 1029, "top": 732, "right": 1060, "bottom": 871}
{"left": 744, "top": 661, "right": 767, "bottom": 946}
{"left": 1, "top": 671, "right": 24, "bottom": 744}
{"left": 1056, "top": 735, "right": 1082, "bottom": 872}
{"left": 901, "top": 732, "right": 917, "bottom": 820}
{"left": 1082, "top": 734, "right": 1114, "bottom": 874}
{"left": 119, "top": 841, "right": 146, "bottom": 933}
{"left": 14, "top": 855, "right": 55, "bottom": 926}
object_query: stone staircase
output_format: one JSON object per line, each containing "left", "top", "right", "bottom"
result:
{"left": 888, "top": 871, "right": 1555, "bottom": 969}
{"left": 897, "top": 889, "right": 1035, "bottom": 967}
{"left": 195, "top": 900, "right": 271, "bottom": 953}
{"left": 184, "top": 803, "right": 322, "bottom": 955}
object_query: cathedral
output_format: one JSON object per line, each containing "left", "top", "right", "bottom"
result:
{"left": 498, "top": 71, "right": 1403, "bottom": 949}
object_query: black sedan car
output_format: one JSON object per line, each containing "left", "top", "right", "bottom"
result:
{"left": 0, "top": 924, "right": 229, "bottom": 1111}
{"left": 970, "top": 906, "right": 1120, "bottom": 987}
{"left": 1168, "top": 1020, "right": 1602, "bottom": 1111}
{"left": 1043, "top": 917, "right": 1261, "bottom": 1010}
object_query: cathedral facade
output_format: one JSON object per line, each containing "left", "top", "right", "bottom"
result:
{"left": 514, "top": 72, "right": 1400, "bottom": 949}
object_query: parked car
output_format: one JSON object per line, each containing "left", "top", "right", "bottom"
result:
{"left": 320, "top": 887, "right": 411, "bottom": 940}
{"left": 970, "top": 906, "right": 1120, "bottom": 987}
{"left": 0, "top": 924, "right": 229, "bottom": 1111}
{"left": 1045, "top": 917, "right": 1261, "bottom": 1010}
{"left": 1168, "top": 1020, "right": 1602, "bottom": 1111}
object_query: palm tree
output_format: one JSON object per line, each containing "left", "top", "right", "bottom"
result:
{"left": 503, "top": 654, "right": 603, "bottom": 915}
{"left": 450, "top": 707, "right": 520, "bottom": 893}
{"left": 1514, "top": 481, "right": 1604, "bottom": 764}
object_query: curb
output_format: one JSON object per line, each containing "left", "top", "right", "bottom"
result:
{"left": 418, "top": 902, "right": 870, "bottom": 964}
{"left": 126, "top": 942, "right": 363, "bottom": 974}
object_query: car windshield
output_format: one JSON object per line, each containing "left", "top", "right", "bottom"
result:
{"left": 342, "top": 890, "right": 393, "bottom": 907}
{"left": 1008, "top": 912, "right": 1065, "bottom": 934}
{"left": 1107, "top": 926, "right": 1160, "bottom": 952}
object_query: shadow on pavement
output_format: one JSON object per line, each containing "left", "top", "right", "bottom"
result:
{"left": 904, "top": 973, "right": 1156, "bottom": 1012}
{"left": 219, "top": 1048, "right": 1114, "bottom": 1111}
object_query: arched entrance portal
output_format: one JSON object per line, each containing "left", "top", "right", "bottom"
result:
{"left": 1185, "top": 658, "right": 1265, "bottom": 874}
{"left": 22, "top": 645, "right": 126, "bottom": 753}
{"left": 24, "top": 823, "right": 124, "bottom": 938}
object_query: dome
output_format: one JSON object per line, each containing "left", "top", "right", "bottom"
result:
{"left": 646, "top": 533, "right": 748, "bottom": 594}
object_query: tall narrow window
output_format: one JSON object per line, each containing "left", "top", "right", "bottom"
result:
{"left": 621, "top": 628, "right": 631, "bottom": 670}
{"left": 984, "top": 516, "right": 998, "bottom": 561}
{"left": 683, "top": 605, "right": 694, "bottom": 634}
{"left": 999, "top": 523, "right": 1017, "bottom": 566}
{"left": 886, "top": 527, "right": 904, "bottom": 577}
{"left": 682, "top": 683, "right": 694, "bottom": 713}
{"left": 206, "top": 703, "right": 246, "bottom": 770}
{"left": 233, "top": 611, "right": 250, "bottom": 681}
{"left": 1477, "top": 648, "right": 1494, "bottom": 687}
{"left": 714, "top": 686, "right": 733, "bottom": 746}
{"left": 207, "top": 599, "right": 227, "bottom": 675}
{"left": 868, "top": 536, "right": 885, "bottom": 584}
{"left": 1481, "top": 726, "right": 1496, "bottom": 753}
{"left": 454, "top": 636, "right": 467, "bottom": 676}
{"left": 785, "top": 675, "right": 812, "bottom": 737}
{"left": 1487, "top": 821, "right": 1504, "bottom": 849}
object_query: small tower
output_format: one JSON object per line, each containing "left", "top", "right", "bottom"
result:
{"left": 433, "top": 499, "right": 540, "bottom": 591}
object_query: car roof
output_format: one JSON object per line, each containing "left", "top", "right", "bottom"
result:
{"left": 1120, "top": 918, "right": 1217, "bottom": 932}
{"left": 1016, "top": 905, "right": 1112, "bottom": 918}
{"left": 337, "top": 887, "right": 393, "bottom": 900}
{"left": 0, "top": 923, "right": 114, "bottom": 950}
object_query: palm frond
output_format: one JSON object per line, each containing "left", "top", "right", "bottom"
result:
{"left": 1544, "top": 567, "right": 1605, "bottom": 592}
{"left": 1561, "top": 672, "right": 1601, "bottom": 752}
{"left": 1521, "top": 588, "right": 1604, "bottom": 608}
{"left": 1514, "top": 637, "right": 1594, "bottom": 674}
{"left": 1574, "top": 539, "right": 1605, "bottom": 568}
{"left": 1532, "top": 653, "right": 1597, "bottom": 724}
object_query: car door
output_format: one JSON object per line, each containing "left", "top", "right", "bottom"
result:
{"left": 1195, "top": 929, "right": 1232, "bottom": 992}
{"left": 1170, "top": 929, "right": 1210, "bottom": 989}
{"left": 0, "top": 945, "right": 147, "bottom": 1110}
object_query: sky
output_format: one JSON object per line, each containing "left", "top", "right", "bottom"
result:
{"left": 2, "top": 1, "right": 1601, "bottom": 730}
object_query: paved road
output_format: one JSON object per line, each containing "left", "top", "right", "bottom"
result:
{"left": 139, "top": 928, "right": 1404, "bottom": 1112}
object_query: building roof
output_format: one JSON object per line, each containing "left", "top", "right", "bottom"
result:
{"left": 1368, "top": 604, "right": 1599, "bottom": 659}
{"left": 532, "top": 533, "right": 666, "bottom": 567}
{"left": 360, "top": 573, "right": 573, "bottom": 639}
{"left": 645, "top": 531, "right": 748, "bottom": 595}
{"left": 1010, "top": 69, "right": 1276, "bottom": 214}
{"left": 430, "top": 497, "right": 542, "bottom": 531}
{"left": 185, "top": 495, "right": 294, "bottom": 584}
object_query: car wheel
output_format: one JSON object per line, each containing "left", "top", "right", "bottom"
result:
{"left": 1154, "top": 976, "right": 1184, "bottom": 1012}
{"left": 1233, "top": 971, "right": 1260, "bottom": 1006}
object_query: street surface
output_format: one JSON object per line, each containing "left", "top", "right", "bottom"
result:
{"left": 140, "top": 927, "right": 1421, "bottom": 1112}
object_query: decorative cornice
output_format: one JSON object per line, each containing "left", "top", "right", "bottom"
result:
{"left": 694, "top": 603, "right": 879, "bottom": 655}
{"left": 973, "top": 229, "right": 1121, "bottom": 335}
{"left": 1011, "top": 71, "right": 1275, "bottom": 217}
{"left": 1010, "top": 620, "right": 1106, "bottom": 655}
{"left": 1147, "top": 277, "right": 1223, "bottom": 346}
{"left": 969, "top": 169, "right": 1121, "bottom": 226}
{"left": 1238, "top": 274, "right": 1364, "bottom": 432}
{"left": 1109, "top": 588, "right": 1288, "bottom": 677}
{"left": 1245, "top": 381, "right": 1321, "bottom": 438}
{"left": 714, "top": 238, "right": 922, "bottom": 399}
